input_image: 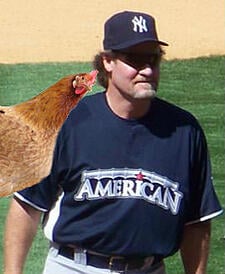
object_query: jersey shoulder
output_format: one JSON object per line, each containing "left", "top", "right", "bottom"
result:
{"left": 154, "top": 97, "right": 201, "bottom": 128}
{"left": 68, "top": 92, "right": 105, "bottom": 121}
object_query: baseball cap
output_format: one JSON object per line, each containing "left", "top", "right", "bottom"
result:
{"left": 103, "top": 11, "right": 168, "bottom": 50}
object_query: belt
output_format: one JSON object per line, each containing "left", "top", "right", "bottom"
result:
{"left": 58, "top": 245, "right": 162, "bottom": 271}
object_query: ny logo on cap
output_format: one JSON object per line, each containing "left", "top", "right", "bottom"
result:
{"left": 132, "top": 16, "right": 148, "bottom": 33}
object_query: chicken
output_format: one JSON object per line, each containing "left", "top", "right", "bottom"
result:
{"left": 0, "top": 70, "right": 98, "bottom": 197}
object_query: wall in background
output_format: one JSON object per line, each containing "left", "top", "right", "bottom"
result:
{"left": 0, "top": 0, "right": 224, "bottom": 63}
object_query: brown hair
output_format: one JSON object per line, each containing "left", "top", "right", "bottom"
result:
{"left": 92, "top": 51, "right": 116, "bottom": 89}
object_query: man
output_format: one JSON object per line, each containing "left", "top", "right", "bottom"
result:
{"left": 4, "top": 10, "right": 223, "bottom": 274}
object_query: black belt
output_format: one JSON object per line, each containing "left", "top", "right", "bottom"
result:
{"left": 58, "top": 246, "right": 162, "bottom": 271}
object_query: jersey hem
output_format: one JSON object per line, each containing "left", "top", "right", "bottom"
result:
{"left": 14, "top": 192, "right": 48, "bottom": 212}
{"left": 185, "top": 209, "right": 224, "bottom": 225}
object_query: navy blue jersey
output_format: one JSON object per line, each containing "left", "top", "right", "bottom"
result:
{"left": 16, "top": 92, "right": 222, "bottom": 258}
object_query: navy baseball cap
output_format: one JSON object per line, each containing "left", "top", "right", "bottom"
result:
{"left": 103, "top": 11, "right": 168, "bottom": 50}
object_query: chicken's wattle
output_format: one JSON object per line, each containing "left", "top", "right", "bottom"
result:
{"left": 75, "top": 87, "right": 86, "bottom": 95}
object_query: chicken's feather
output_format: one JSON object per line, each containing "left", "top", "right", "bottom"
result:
{"left": 0, "top": 70, "right": 98, "bottom": 197}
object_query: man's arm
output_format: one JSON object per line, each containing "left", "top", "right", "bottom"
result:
{"left": 4, "top": 197, "right": 42, "bottom": 274}
{"left": 180, "top": 221, "right": 211, "bottom": 274}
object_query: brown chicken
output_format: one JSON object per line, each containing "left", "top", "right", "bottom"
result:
{"left": 0, "top": 70, "right": 98, "bottom": 197}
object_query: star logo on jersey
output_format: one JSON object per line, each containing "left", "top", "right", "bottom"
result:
{"left": 136, "top": 172, "right": 144, "bottom": 181}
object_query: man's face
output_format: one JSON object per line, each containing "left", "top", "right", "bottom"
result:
{"left": 104, "top": 42, "right": 162, "bottom": 101}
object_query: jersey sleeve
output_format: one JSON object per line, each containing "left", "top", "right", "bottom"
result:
{"left": 185, "top": 125, "right": 223, "bottom": 224}
{"left": 14, "top": 175, "right": 56, "bottom": 211}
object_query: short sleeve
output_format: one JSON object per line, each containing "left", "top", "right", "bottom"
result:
{"left": 185, "top": 126, "right": 223, "bottom": 224}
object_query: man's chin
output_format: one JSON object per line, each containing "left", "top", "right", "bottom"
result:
{"left": 134, "top": 88, "right": 157, "bottom": 99}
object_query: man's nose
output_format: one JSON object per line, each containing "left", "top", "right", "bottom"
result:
{"left": 139, "top": 65, "right": 154, "bottom": 76}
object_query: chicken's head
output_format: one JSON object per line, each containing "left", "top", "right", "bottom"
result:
{"left": 73, "top": 70, "right": 98, "bottom": 95}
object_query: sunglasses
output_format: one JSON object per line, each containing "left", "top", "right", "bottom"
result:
{"left": 113, "top": 51, "right": 162, "bottom": 69}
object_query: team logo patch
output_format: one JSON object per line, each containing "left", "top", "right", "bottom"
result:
{"left": 132, "top": 16, "right": 148, "bottom": 33}
{"left": 74, "top": 168, "right": 183, "bottom": 215}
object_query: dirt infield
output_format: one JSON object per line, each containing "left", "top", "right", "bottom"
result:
{"left": 0, "top": 0, "right": 224, "bottom": 63}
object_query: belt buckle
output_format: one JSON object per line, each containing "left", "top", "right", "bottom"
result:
{"left": 109, "top": 256, "right": 127, "bottom": 271}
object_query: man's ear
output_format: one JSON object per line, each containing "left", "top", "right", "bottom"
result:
{"left": 102, "top": 56, "right": 115, "bottom": 72}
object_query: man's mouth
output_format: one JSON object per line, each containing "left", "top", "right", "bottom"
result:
{"left": 135, "top": 81, "right": 153, "bottom": 86}
{"left": 135, "top": 81, "right": 157, "bottom": 90}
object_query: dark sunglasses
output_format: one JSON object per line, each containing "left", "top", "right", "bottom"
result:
{"left": 113, "top": 51, "right": 162, "bottom": 69}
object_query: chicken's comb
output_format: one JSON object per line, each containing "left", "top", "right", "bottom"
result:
{"left": 89, "top": 70, "right": 98, "bottom": 84}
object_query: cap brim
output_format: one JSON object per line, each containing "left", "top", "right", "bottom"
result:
{"left": 106, "top": 38, "right": 168, "bottom": 50}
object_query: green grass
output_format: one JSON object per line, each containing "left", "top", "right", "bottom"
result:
{"left": 0, "top": 56, "right": 224, "bottom": 273}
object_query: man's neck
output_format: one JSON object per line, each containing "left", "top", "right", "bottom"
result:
{"left": 105, "top": 90, "right": 152, "bottom": 120}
